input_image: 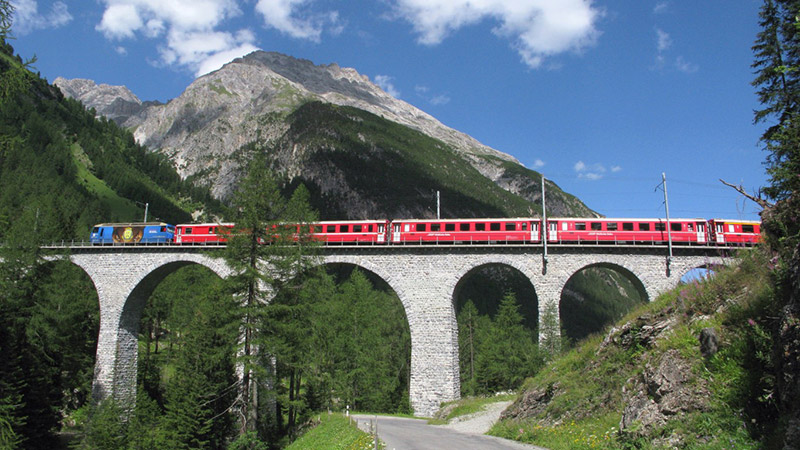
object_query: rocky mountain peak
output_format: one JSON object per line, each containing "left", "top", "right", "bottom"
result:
{"left": 54, "top": 50, "right": 596, "bottom": 217}
{"left": 54, "top": 77, "right": 158, "bottom": 124}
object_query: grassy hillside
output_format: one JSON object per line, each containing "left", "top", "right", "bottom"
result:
{"left": 0, "top": 39, "right": 219, "bottom": 242}
{"left": 490, "top": 247, "right": 787, "bottom": 448}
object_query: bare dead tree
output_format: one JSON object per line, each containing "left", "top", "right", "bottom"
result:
{"left": 719, "top": 178, "right": 773, "bottom": 210}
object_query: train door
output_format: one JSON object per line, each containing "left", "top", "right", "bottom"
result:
{"left": 377, "top": 223, "right": 386, "bottom": 243}
{"left": 715, "top": 222, "right": 725, "bottom": 244}
{"left": 696, "top": 222, "right": 706, "bottom": 243}
{"left": 393, "top": 223, "right": 401, "bottom": 243}
{"left": 548, "top": 221, "right": 558, "bottom": 242}
{"left": 531, "top": 222, "right": 540, "bottom": 241}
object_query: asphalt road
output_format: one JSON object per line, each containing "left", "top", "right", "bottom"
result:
{"left": 352, "top": 415, "right": 547, "bottom": 450}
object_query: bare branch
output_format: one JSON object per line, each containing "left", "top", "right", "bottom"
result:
{"left": 719, "top": 179, "right": 773, "bottom": 209}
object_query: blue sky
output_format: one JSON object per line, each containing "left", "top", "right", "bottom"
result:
{"left": 9, "top": 0, "right": 768, "bottom": 220}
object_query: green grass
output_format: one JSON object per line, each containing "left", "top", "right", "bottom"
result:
{"left": 489, "top": 248, "right": 776, "bottom": 449}
{"left": 71, "top": 143, "right": 140, "bottom": 220}
{"left": 285, "top": 413, "right": 383, "bottom": 450}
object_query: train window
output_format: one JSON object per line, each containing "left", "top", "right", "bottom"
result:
{"left": 341, "top": 225, "right": 350, "bottom": 233}
{"left": 743, "top": 224, "right": 755, "bottom": 233}
{"left": 623, "top": 223, "right": 634, "bottom": 231}
{"left": 490, "top": 223, "right": 501, "bottom": 231}
{"left": 671, "top": 223, "right": 682, "bottom": 232}
{"left": 185, "top": 227, "right": 193, "bottom": 234}
{"left": 445, "top": 223, "right": 455, "bottom": 231}
{"left": 639, "top": 223, "right": 651, "bottom": 231}
{"left": 654, "top": 223, "right": 665, "bottom": 231}
{"left": 431, "top": 224, "right": 441, "bottom": 232}
{"left": 505, "top": 223, "right": 516, "bottom": 231}
{"left": 353, "top": 225, "right": 363, "bottom": 232}
{"left": 314, "top": 225, "right": 323, "bottom": 233}
{"left": 460, "top": 223, "right": 470, "bottom": 231}
{"left": 418, "top": 224, "right": 427, "bottom": 232}
{"left": 522, "top": 222, "right": 528, "bottom": 230}
{"left": 327, "top": 225, "right": 336, "bottom": 233}
{"left": 475, "top": 223, "right": 485, "bottom": 231}
{"left": 687, "top": 224, "right": 694, "bottom": 232}
{"left": 591, "top": 222, "right": 602, "bottom": 231}
{"left": 607, "top": 223, "right": 618, "bottom": 231}
{"left": 575, "top": 222, "right": 586, "bottom": 230}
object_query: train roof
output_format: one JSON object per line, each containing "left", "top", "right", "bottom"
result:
{"left": 175, "top": 223, "right": 235, "bottom": 227}
{"left": 708, "top": 219, "right": 762, "bottom": 224}
{"left": 392, "top": 217, "right": 536, "bottom": 222}
{"left": 314, "top": 219, "right": 389, "bottom": 224}
{"left": 546, "top": 217, "right": 708, "bottom": 222}
{"left": 93, "top": 222, "right": 173, "bottom": 227}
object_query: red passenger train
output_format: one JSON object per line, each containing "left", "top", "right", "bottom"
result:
{"left": 91, "top": 218, "right": 761, "bottom": 246}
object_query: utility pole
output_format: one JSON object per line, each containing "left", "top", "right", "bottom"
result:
{"left": 436, "top": 191, "right": 440, "bottom": 220}
{"left": 662, "top": 173, "right": 672, "bottom": 274}
{"left": 143, "top": 202, "right": 149, "bottom": 222}
{"left": 542, "top": 177, "right": 548, "bottom": 273}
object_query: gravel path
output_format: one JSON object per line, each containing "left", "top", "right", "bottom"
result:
{"left": 438, "top": 400, "right": 515, "bottom": 434}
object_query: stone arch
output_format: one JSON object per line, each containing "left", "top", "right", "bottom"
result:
{"left": 452, "top": 261, "right": 539, "bottom": 330}
{"left": 318, "top": 254, "right": 435, "bottom": 412}
{"left": 559, "top": 262, "right": 649, "bottom": 342}
{"left": 69, "top": 252, "right": 232, "bottom": 407}
{"left": 565, "top": 261, "right": 649, "bottom": 302}
{"left": 675, "top": 260, "right": 726, "bottom": 284}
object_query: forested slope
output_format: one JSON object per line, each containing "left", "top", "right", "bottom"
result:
{"left": 0, "top": 39, "right": 218, "bottom": 243}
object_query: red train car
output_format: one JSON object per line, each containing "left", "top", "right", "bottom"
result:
{"left": 311, "top": 220, "right": 389, "bottom": 244}
{"left": 708, "top": 219, "right": 761, "bottom": 245}
{"left": 174, "top": 223, "right": 234, "bottom": 244}
{"left": 546, "top": 218, "right": 709, "bottom": 244}
{"left": 390, "top": 218, "right": 540, "bottom": 244}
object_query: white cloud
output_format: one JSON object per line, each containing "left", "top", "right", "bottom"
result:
{"left": 374, "top": 75, "right": 401, "bottom": 98}
{"left": 574, "top": 160, "right": 611, "bottom": 180}
{"left": 392, "top": 0, "right": 601, "bottom": 69}
{"left": 655, "top": 28, "right": 671, "bottom": 52}
{"left": 11, "top": 0, "right": 72, "bottom": 35}
{"left": 415, "top": 85, "right": 449, "bottom": 105}
{"left": 430, "top": 94, "right": 450, "bottom": 105}
{"left": 675, "top": 56, "right": 698, "bottom": 74}
{"left": 95, "top": 0, "right": 260, "bottom": 77}
{"left": 653, "top": 1, "right": 669, "bottom": 14}
{"left": 611, "top": 165, "right": 622, "bottom": 173}
{"left": 532, "top": 159, "right": 545, "bottom": 169}
{"left": 254, "top": 0, "right": 341, "bottom": 42}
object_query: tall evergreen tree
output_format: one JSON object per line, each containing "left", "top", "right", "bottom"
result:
{"left": 752, "top": 0, "right": 800, "bottom": 251}
{"left": 218, "top": 153, "right": 318, "bottom": 439}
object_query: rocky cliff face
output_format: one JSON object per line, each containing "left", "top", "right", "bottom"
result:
{"left": 55, "top": 51, "right": 596, "bottom": 218}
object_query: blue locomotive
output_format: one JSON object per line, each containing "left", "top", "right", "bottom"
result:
{"left": 90, "top": 222, "right": 176, "bottom": 244}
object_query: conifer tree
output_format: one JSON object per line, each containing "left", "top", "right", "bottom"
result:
{"left": 752, "top": 0, "right": 800, "bottom": 251}
{"left": 219, "top": 153, "right": 318, "bottom": 439}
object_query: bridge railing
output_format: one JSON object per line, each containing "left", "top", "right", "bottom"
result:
{"left": 38, "top": 238, "right": 756, "bottom": 249}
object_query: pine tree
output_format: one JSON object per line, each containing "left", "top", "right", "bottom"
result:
{"left": 752, "top": 0, "right": 800, "bottom": 251}
{"left": 219, "top": 153, "right": 318, "bottom": 438}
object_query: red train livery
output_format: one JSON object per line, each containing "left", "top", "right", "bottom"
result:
{"left": 92, "top": 218, "right": 761, "bottom": 246}
{"left": 545, "top": 218, "right": 711, "bottom": 244}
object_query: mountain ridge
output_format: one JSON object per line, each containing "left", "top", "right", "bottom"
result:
{"left": 55, "top": 50, "right": 597, "bottom": 219}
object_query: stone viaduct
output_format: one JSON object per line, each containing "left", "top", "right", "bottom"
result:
{"left": 64, "top": 243, "right": 734, "bottom": 418}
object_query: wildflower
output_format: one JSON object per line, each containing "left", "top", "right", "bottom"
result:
{"left": 748, "top": 318, "right": 756, "bottom": 326}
